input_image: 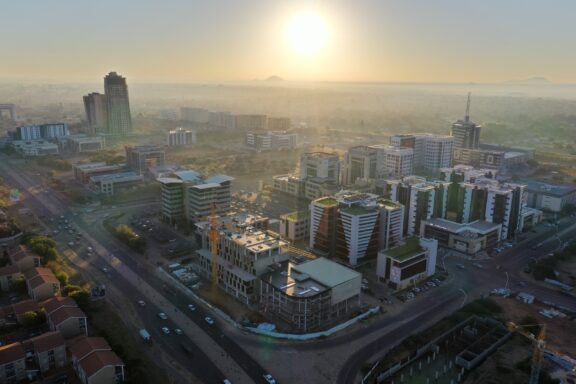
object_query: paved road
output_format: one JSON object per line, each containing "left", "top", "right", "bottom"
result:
{"left": 0, "top": 156, "right": 263, "bottom": 384}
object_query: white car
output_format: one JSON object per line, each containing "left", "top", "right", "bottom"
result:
{"left": 263, "top": 374, "right": 277, "bottom": 384}
{"left": 161, "top": 327, "right": 170, "bottom": 335}
{"left": 204, "top": 316, "right": 214, "bottom": 325}
{"left": 158, "top": 312, "right": 168, "bottom": 320}
{"left": 174, "top": 328, "right": 183, "bottom": 335}
{"left": 137, "top": 300, "right": 146, "bottom": 307}
{"left": 187, "top": 304, "right": 196, "bottom": 311}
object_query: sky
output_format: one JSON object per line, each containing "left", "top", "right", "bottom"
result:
{"left": 2, "top": 0, "right": 576, "bottom": 83}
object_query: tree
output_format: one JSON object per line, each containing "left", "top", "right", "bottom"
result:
{"left": 22, "top": 310, "right": 45, "bottom": 327}
{"left": 62, "top": 284, "right": 82, "bottom": 296}
{"left": 55, "top": 271, "right": 69, "bottom": 286}
{"left": 69, "top": 289, "right": 91, "bottom": 310}
{"left": 13, "top": 276, "right": 27, "bottom": 294}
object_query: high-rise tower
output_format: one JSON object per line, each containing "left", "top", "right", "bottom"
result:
{"left": 104, "top": 72, "right": 132, "bottom": 135}
{"left": 451, "top": 93, "right": 481, "bottom": 149}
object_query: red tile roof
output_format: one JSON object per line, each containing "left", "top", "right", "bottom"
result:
{"left": 11, "top": 299, "right": 41, "bottom": 316}
{"left": 79, "top": 350, "right": 123, "bottom": 378}
{"left": 49, "top": 306, "right": 86, "bottom": 326}
{"left": 0, "top": 342, "right": 25, "bottom": 365}
{"left": 28, "top": 274, "right": 60, "bottom": 290}
{"left": 0, "top": 264, "right": 19, "bottom": 276}
{"left": 24, "top": 267, "right": 53, "bottom": 280}
{"left": 69, "top": 336, "right": 111, "bottom": 362}
{"left": 8, "top": 245, "right": 30, "bottom": 263}
{"left": 42, "top": 296, "right": 77, "bottom": 315}
{"left": 28, "top": 331, "right": 65, "bottom": 353}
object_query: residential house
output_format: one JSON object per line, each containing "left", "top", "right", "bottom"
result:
{"left": 0, "top": 343, "right": 26, "bottom": 383}
{"left": 25, "top": 267, "right": 60, "bottom": 300}
{"left": 10, "top": 299, "right": 41, "bottom": 324}
{"left": 22, "top": 331, "right": 67, "bottom": 373}
{"left": 8, "top": 245, "right": 41, "bottom": 272}
{"left": 48, "top": 306, "right": 87, "bottom": 338}
{"left": 0, "top": 265, "right": 20, "bottom": 292}
{"left": 69, "top": 336, "right": 125, "bottom": 384}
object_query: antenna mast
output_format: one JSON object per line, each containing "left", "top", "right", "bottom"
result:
{"left": 465, "top": 92, "right": 471, "bottom": 122}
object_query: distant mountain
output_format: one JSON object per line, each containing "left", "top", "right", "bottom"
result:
{"left": 504, "top": 77, "right": 551, "bottom": 84}
{"left": 265, "top": 75, "right": 284, "bottom": 82}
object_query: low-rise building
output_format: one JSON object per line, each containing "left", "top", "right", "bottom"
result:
{"left": 22, "top": 331, "right": 67, "bottom": 373}
{"left": 279, "top": 211, "right": 310, "bottom": 242}
{"left": 48, "top": 306, "right": 88, "bottom": 338}
{"left": 420, "top": 218, "right": 501, "bottom": 255}
{"left": 520, "top": 206, "right": 544, "bottom": 231}
{"left": 524, "top": 180, "right": 576, "bottom": 213}
{"left": 0, "top": 342, "right": 26, "bottom": 383}
{"left": 11, "top": 140, "right": 59, "bottom": 156}
{"left": 377, "top": 237, "right": 438, "bottom": 290}
{"left": 10, "top": 299, "right": 41, "bottom": 324}
{"left": 42, "top": 296, "right": 78, "bottom": 316}
{"left": 8, "top": 245, "right": 41, "bottom": 272}
{"left": 69, "top": 336, "right": 125, "bottom": 384}
{"left": 88, "top": 172, "right": 143, "bottom": 196}
{"left": 0, "top": 265, "right": 20, "bottom": 292}
{"left": 259, "top": 256, "right": 361, "bottom": 333}
{"left": 73, "top": 162, "right": 125, "bottom": 185}
{"left": 59, "top": 135, "right": 105, "bottom": 153}
{"left": 25, "top": 267, "right": 60, "bottom": 300}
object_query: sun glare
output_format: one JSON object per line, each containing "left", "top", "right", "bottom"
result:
{"left": 286, "top": 12, "right": 330, "bottom": 56}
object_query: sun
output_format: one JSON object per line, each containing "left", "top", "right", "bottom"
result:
{"left": 285, "top": 12, "right": 330, "bottom": 56}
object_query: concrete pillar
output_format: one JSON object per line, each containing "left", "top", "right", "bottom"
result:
{"left": 410, "top": 366, "right": 414, "bottom": 377}
{"left": 419, "top": 361, "right": 422, "bottom": 372}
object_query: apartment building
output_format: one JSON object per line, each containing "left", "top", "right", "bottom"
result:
{"left": 309, "top": 192, "right": 405, "bottom": 266}
{"left": 299, "top": 152, "right": 340, "bottom": 183}
{"left": 259, "top": 256, "right": 361, "bottom": 333}
{"left": 195, "top": 215, "right": 288, "bottom": 305}
{"left": 0, "top": 343, "right": 26, "bottom": 383}
{"left": 342, "top": 146, "right": 378, "bottom": 185}
{"left": 246, "top": 131, "right": 298, "bottom": 151}
{"left": 389, "top": 134, "right": 453, "bottom": 174}
{"left": 376, "top": 237, "right": 438, "bottom": 290}
{"left": 22, "top": 331, "right": 67, "bottom": 373}
{"left": 47, "top": 306, "right": 88, "bottom": 338}
{"left": 372, "top": 145, "right": 414, "bottom": 178}
{"left": 69, "top": 336, "right": 125, "bottom": 384}
{"left": 279, "top": 211, "right": 311, "bottom": 242}
{"left": 125, "top": 145, "right": 165, "bottom": 175}
{"left": 167, "top": 127, "right": 196, "bottom": 146}
{"left": 25, "top": 267, "right": 60, "bottom": 300}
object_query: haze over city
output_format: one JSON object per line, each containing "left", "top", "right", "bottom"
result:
{"left": 0, "top": 2, "right": 575, "bottom": 384}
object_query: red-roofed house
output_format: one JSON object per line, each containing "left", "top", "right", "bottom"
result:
{"left": 10, "top": 299, "right": 42, "bottom": 324}
{"left": 48, "top": 306, "right": 87, "bottom": 338}
{"left": 42, "top": 296, "right": 78, "bottom": 316}
{"left": 25, "top": 267, "right": 60, "bottom": 300}
{"left": 69, "top": 337, "right": 124, "bottom": 384}
{"left": 0, "top": 342, "right": 26, "bottom": 383}
{"left": 8, "top": 245, "right": 41, "bottom": 272}
{"left": 0, "top": 265, "right": 20, "bottom": 292}
{"left": 22, "top": 331, "right": 67, "bottom": 373}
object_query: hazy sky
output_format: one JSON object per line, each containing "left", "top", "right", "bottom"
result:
{"left": 2, "top": 0, "right": 576, "bottom": 83}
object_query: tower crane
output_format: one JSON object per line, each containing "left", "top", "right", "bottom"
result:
{"left": 507, "top": 322, "right": 547, "bottom": 384}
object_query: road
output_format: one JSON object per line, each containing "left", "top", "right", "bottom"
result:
{"left": 0, "top": 156, "right": 271, "bottom": 384}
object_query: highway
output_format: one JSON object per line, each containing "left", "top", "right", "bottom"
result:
{"left": 0, "top": 156, "right": 272, "bottom": 384}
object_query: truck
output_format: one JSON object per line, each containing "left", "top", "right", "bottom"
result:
{"left": 139, "top": 329, "right": 151, "bottom": 342}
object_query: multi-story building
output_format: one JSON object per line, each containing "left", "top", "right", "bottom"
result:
{"left": 372, "top": 145, "right": 414, "bottom": 178}
{"left": 104, "top": 72, "right": 132, "bottom": 135}
{"left": 24, "top": 267, "right": 60, "bottom": 301}
{"left": 259, "top": 256, "right": 361, "bottom": 333}
{"left": 420, "top": 218, "right": 501, "bottom": 255}
{"left": 235, "top": 114, "right": 268, "bottom": 131}
{"left": 208, "top": 111, "right": 236, "bottom": 129}
{"left": 245, "top": 131, "right": 297, "bottom": 151}
{"left": 299, "top": 152, "right": 340, "bottom": 183}
{"left": 10, "top": 140, "right": 59, "bottom": 156}
{"left": 13, "top": 123, "right": 69, "bottom": 141}
{"left": 73, "top": 162, "right": 125, "bottom": 185}
{"left": 309, "top": 193, "right": 405, "bottom": 266}
{"left": 88, "top": 172, "right": 143, "bottom": 196}
{"left": 83, "top": 92, "right": 108, "bottom": 134}
{"left": 267, "top": 117, "right": 291, "bottom": 131}
{"left": 59, "top": 135, "right": 105, "bottom": 153}
{"left": 47, "top": 306, "right": 88, "bottom": 338}
{"left": 376, "top": 237, "right": 438, "bottom": 290}
{"left": 69, "top": 336, "right": 125, "bottom": 384}
{"left": 451, "top": 94, "right": 481, "bottom": 150}
{"left": 279, "top": 211, "right": 311, "bottom": 242}
{"left": 342, "top": 146, "right": 378, "bottom": 185}
{"left": 167, "top": 127, "right": 196, "bottom": 146}
{"left": 125, "top": 145, "right": 166, "bottom": 175}
{"left": 23, "top": 331, "right": 67, "bottom": 373}
{"left": 180, "top": 107, "right": 210, "bottom": 123}
{"left": 158, "top": 170, "right": 233, "bottom": 224}
{"left": 195, "top": 216, "right": 288, "bottom": 304}
{"left": 40, "top": 123, "right": 69, "bottom": 139}
{"left": 387, "top": 176, "right": 451, "bottom": 236}
{"left": 389, "top": 134, "right": 453, "bottom": 174}
{"left": 0, "top": 342, "right": 26, "bottom": 383}
{"left": 14, "top": 125, "right": 41, "bottom": 140}
{"left": 524, "top": 180, "right": 576, "bottom": 213}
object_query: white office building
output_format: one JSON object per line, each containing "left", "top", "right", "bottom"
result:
{"left": 167, "top": 128, "right": 196, "bottom": 146}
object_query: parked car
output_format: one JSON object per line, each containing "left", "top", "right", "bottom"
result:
{"left": 204, "top": 316, "right": 214, "bottom": 325}
{"left": 137, "top": 300, "right": 146, "bottom": 307}
{"left": 174, "top": 328, "right": 183, "bottom": 335}
{"left": 161, "top": 327, "right": 170, "bottom": 335}
{"left": 158, "top": 312, "right": 168, "bottom": 320}
{"left": 187, "top": 304, "right": 196, "bottom": 311}
{"left": 263, "top": 374, "right": 277, "bottom": 384}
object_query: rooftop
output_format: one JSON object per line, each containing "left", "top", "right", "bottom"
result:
{"left": 424, "top": 218, "right": 501, "bottom": 235}
{"left": 315, "top": 197, "right": 337, "bottom": 207}
{"left": 283, "top": 211, "right": 310, "bottom": 221}
{"left": 28, "top": 331, "right": 65, "bottom": 353}
{"left": 0, "top": 343, "right": 25, "bottom": 365}
{"left": 292, "top": 257, "right": 361, "bottom": 288}
{"left": 79, "top": 350, "right": 123, "bottom": 378}
{"left": 385, "top": 237, "right": 425, "bottom": 261}
{"left": 69, "top": 336, "right": 111, "bottom": 362}
{"left": 341, "top": 205, "right": 374, "bottom": 216}
{"left": 174, "top": 170, "right": 202, "bottom": 182}
{"left": 42, "top": 296, "right": 77, "bottom": 315}
{"left": 524, "top": 180, "right": 576, "bottom": 197}
{"left": 49, "top": 306, "right": 86, "bottom": 326}
{"left": 90, "top": 172, "right": 142, "bottom": 183}
{"left": 156, "top": 177, "right": 184, "bottom": 185}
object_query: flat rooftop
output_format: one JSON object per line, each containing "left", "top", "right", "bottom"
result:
{"left": 384, "top": 237, "right": 425, "bottom": 261}
{"left": 90, "top": 172, "right": 142, "bottom": 183}
{"left": 424, "top": 218, "right": 501, "bottom": 234}
{"left": 524, "top": 180, "right": 576, "bottom": 197}
{"left": 292, "top": 257, "right": 360, "bottom": 288}
{"left": 315, "top": 197, "right": 338, "bottom": 207}
{"left": 282, "top": 211, "right": 310, "bottom": 221}
{"left": 260, "top": 260, "right": 328, "bottom": 298}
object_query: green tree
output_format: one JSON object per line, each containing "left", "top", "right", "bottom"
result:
{"left": 69, "top": 289, "right": 91, "bottom": 310}
{"left": 62, "top": 284, "right": 82, "bottom": 296}
{"left": 13, "top": 276, "right": 27, "bottom": 294}
{"left": 55, "top": 271, "right": 69, "bottom": 286}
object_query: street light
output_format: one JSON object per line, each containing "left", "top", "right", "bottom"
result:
{"left": 505, "top": 271, "right": 509, "bottom": 290}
